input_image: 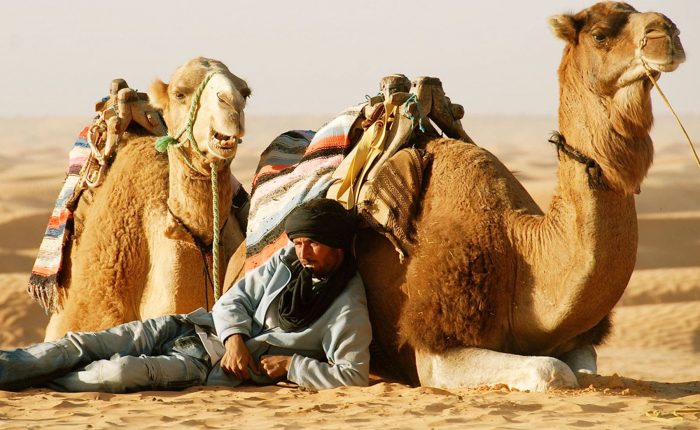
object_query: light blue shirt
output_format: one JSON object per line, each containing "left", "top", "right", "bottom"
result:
{"left": 187, "top": 243, "right": 372, "bottom": 390}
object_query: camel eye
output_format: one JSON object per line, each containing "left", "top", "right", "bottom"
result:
{"left": 592, "top": 32, "right": 607, "bottom": 43}
{"left": 173, "top": 91, "right": 186, "bottom": 101}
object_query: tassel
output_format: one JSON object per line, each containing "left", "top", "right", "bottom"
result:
{"left": 155, "top": 135, "right": 177, "bottom": 153}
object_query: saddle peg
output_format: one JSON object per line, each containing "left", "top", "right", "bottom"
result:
{"left": 380, "top": 74, "right": 411, "bottom": 101}
{"left": 110, "top": 79, "right": 129, "bottom": 96}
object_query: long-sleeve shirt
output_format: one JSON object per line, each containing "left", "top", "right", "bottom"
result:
{"left": 187, "top": 243, "right": 372, "bottom": 390}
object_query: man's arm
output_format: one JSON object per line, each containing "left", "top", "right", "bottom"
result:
{"left": 220, "top": 333, "right": 260, "bottom": 380}
{"left": 213, "top": 250, "right": 282, "bottom": 379}
{"left": 212, "top": 252, "right": 279, "bottom": 340}
{"left": 286, "top": 277, "right": 372, "bottom": 389}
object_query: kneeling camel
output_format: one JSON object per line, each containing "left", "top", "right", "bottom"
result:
{"left": 44, "top": 57, "right": 250, "bottom": 340}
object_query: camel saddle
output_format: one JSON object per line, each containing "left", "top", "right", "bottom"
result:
{"left": 327, "top": 74, "right": 471, "bottom": 259}
{"left": 66, "top": 79, "right": 167, "bottom": 209}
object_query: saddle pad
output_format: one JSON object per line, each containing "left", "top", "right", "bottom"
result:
{"left": 28, "top": 127, "right": 91, "bottom": 312}
{"left": 244, "top": 105, "right": 363, "bottom": 270}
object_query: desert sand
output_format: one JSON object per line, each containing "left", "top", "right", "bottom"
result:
{"left": 0, "top": 114, "right": 699, "bottom": 428}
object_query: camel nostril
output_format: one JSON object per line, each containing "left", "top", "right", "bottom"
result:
{"left": 644, "top": 28, "right": 667, "bottom": 40}
{"left": 644, "top": 26, "right": 667, "bottom": 37}
{"left": 644, "top": 20, "right": 672, "bottom": 38}
{"left": 217, "top": 91, "right": 233, "bottom": 107}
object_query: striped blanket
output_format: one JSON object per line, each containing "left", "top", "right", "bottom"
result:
{"left": 28, "top": 127, "right": 91, "bottom": 312}
{"left": 245, "top": 105, "right": 363, "bottom": 270}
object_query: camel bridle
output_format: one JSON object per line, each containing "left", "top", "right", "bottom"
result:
{"left": 154, "top": 71, "right": 230, "bottom": 302}
{"left": 551, "top": 31, "right": 697, "bottom": 193}
{"left": 154, "top": 71, "right": 223, "bottom": 176}
{"left": 637, "top": 34, "right": 699, "bottom": 172}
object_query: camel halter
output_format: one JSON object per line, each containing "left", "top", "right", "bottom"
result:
{"left": 549, "top": 132, "right": 608, "bottom": 190}
{"left": 638, "top": 37, "right": 700, "bottom": 172}
{"left": 154, "top": 72, "right": 225, "bottom": 301}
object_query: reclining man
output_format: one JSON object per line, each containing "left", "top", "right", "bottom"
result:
{"left": 0, "top": 199, "right": 371, "bottom": 392}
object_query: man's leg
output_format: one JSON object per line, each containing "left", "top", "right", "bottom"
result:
{"left": 47, "top": 352, "right": 209, "bottom": 393}
{"left": 0, "top": 315, "right": 193, "bottom": 391}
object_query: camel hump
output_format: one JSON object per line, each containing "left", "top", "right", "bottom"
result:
{"left": 327, "top": 73, "right": 473, "bottom": 260}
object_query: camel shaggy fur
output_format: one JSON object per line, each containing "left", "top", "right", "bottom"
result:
{"left": 44, "top": 57, "right": 251, "bottom": 341}
{"left": 352, "top": 2, "right": 685, "bottom": 391}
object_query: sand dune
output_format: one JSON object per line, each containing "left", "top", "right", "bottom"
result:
{"left": 0, "top": 116, "right": 698, "bottom": 428}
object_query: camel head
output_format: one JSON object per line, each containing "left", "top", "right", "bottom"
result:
{"left": 149, "top": 57, "right": 251, "bottom": 163}
{"left": 550, "top": 2, "right": 685, "bottom": 194}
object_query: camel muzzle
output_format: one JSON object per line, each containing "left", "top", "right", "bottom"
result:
{"left": 639, "top": 23, "right": 685, "bottom": 71}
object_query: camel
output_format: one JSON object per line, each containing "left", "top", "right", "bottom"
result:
{"left": 359, "top": 2, "right": 686, "bottom": 391}
{"left": 226, "top": 2, "right": 685, "bottom": 392}
{"left": 44, "top": 57, "right": 251, "bottom": 341}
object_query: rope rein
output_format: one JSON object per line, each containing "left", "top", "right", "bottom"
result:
{"left": 210, "top": 161, "right": 221, "bottom": 301}
{"left": 641, "top": 60, "right": 700, "bottom": 171}
{"left": 155, "top": 72, "right": 224, "bottom": 302}
{"left": 551, "top": 39, "right": 698, "bottom": 191}
{"left": 638, "top": 36, "right": 699, "bottom": 172}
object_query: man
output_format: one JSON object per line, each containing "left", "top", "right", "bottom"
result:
{"left": 0, "top": 199, "right": 371, "bottom": 393}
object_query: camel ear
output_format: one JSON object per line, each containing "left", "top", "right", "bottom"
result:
{"left": 149, "top": 79, "right": 169, "bottom": 111}
{"left": 231, "top": 75, "right": 251, "bottom": 99}
{"left": 549, "top": 14, "right": 579, "bottom": 44}
{"left": 239, "top": 85, "right": 251, "bottom": 100}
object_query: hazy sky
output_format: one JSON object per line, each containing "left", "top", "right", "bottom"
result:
{"left": 1, "top": 0, "right": 697, "bottom": 118}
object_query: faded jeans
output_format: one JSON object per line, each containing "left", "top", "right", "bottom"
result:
{"left": 0, "top": 315, "right": 210, "bottom": 393}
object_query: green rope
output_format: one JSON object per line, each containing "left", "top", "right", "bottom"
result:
{"left": 184, "top": 73, "right": 216, "bottom": 158}
{"left": 211, "top": 161, "right": 221, "bottom": 301}
{"left": 154, "top": 72, "right": 217, "bottom": 155}
{"left": 172, "top": 145, "right": 206, "bottom": 176}
{"left": 153, "top": 71, "right": 224, "bottom": 302}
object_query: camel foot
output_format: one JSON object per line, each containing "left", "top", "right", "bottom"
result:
{"left": 416, "top": 347, "right": 578, "bottom": 392}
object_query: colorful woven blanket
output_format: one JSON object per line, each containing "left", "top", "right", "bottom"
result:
{"left": 28, "top": 127, "right": 91, "bottom": 312}
{"left": 245, "top": 105, "right": 363, "bottom": 270}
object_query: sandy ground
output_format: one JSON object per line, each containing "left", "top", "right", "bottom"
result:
{"left": 0, "top": 115, "right": 699, "bottom": 429}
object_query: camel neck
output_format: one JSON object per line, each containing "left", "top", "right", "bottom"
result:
{"left": 167, "top": 153, "right": 233, "bottom": 245}
{"left": 534, "top": 71, "right": 656, "bottom": 339}
{"left": 510, "top": 142, "right": 638, "bottom": 355}
{"left": 516, "top": 73, "right": 655, "bottom": 346}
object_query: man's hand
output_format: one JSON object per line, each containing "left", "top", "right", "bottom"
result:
{"left": 220, "top": 334, "right": 260, "bottom": 380}
{"left": 260, "top": 355, "right": 293, "bottom": 380}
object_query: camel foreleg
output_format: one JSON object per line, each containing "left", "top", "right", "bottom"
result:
{"left": 415, "top": 347, "right": 578, "bottom": 392}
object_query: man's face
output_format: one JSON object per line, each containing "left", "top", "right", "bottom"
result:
{"left": 292, "top": 237, "right": 344, "bottom": 278}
